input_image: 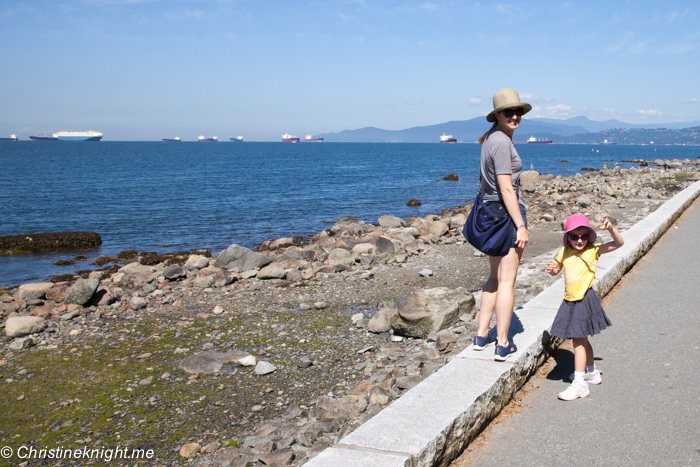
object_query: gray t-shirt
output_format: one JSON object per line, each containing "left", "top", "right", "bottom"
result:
{"left": 480, "top": 129, "right": 525, "bottom": 207}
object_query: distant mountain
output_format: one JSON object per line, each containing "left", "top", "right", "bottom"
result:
{"left": 529, "top": 116, "right": 700, "bottom": 132}
{"left": 318, "top": 116, "right": 700, "bottom": 143}
{"left": 318, "top": 117, "right": 589, "bottom": 143}
{"left": 554, "top": 126, "right": 700, "bottom": 145}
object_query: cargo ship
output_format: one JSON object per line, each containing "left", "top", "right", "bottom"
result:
{"left": 0, "top": 134, "right": 19, "bottom": 141}
{"left": 649, "top": 141, "right": 670, "bottom": 146}
{"left": 527, "top": 136, "right": 552, "bottom": 144}
{"left": 305, "top": 135, "right": 323, "bottom": 142}
{"left": 439, "top": 133, "right": 457, "bottom": 144}
{"left": 30, "top": 134, "right": 59, "bottom": 141}
{"left": 162, "top": 137, "right": 181, "bottom": 142}
{"left": 282, "top": 133, "right": 300, "bottom": 143}
{"left": 57, "top": 131, "right": 103, "bottom": 141}
{"left": 230, "top": 136, "right": 244, "bottom": 142}
{"left": 198, "top": 135, "right": 218, "bottom": 142}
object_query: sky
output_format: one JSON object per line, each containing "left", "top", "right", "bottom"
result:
{"left": 1, "top": 0, "right": 699, "bottom": 141}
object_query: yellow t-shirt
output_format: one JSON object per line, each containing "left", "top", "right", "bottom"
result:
{"left": 556, "top": 243, "right": 600, "bottom": 301}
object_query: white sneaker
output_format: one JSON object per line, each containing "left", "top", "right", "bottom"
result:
{"left": 568, "top": 370, "right": 602, "bottom": 385}
{"left": 558, "top": 380, "right": 590, "bottom": 401}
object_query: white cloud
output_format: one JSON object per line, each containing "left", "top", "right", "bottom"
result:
{"left": 528, "top": 104, "right": 583, "bottom": 119}
{"left": 420, "top": 3, "right": 437, "bottom": 11}
{"left": 636, "top": 109, "right": 663, "bottom": 118}
{"left": 682, "top": 98, "right": 700, "bottom": 104}
{"left": 519, "top": 93, "right": 552, "bottom": 104}
{"left": 469, "top": 97, "right": 484, "bottom": 106}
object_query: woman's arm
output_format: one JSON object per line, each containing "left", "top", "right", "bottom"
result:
{"left": 598, "top": 215, "right": 624, "bottom": 255}
{"left": 496, "top": 173, "right": 528, "bottom": 248}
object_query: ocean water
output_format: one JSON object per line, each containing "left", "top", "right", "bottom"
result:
{"left": 1, "top": 141, "right": 698, "bottom": 287}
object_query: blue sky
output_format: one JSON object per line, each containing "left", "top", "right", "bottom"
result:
{"left": 1, "top": 0, "right": 699, "bottom": 140}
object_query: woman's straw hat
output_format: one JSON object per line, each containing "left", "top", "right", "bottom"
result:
{"left": 486, "top": 88, "right": 532, "bottom": 123}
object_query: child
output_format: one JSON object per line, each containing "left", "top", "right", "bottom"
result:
{"left": 546, "top": 214, "right": 624, "bottom": 401}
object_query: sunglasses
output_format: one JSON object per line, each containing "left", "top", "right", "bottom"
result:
{"left": 502, "top": 108, "right": 525, "bottom": 118}
{"left": 569, "top": 233, "right": 589, "bottom": 242}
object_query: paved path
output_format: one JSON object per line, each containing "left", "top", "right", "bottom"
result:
{"left": 466, "top": 199, "right": 700, "bottom": 467}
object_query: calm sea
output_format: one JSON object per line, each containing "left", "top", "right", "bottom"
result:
{"left": 1, "top": 141, "right": 698, "bottom": 287}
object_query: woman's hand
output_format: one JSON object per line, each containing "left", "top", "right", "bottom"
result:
{"left": 515, "top": 225, "right": 529, "bottom": 249}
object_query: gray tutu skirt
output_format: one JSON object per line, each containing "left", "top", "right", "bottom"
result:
{"left": 550, "top": 288, "right": 611, "bottom": 339}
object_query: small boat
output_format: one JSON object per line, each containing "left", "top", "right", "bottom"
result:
{"left": 30, "top": 134, "right": 59, "bottom": 141}
{"left": 282, "top": 133, "right": 300, "bottom": 143}
{"left": 230, "top": 136, "right": 244, "bottom": 142}
{"left": 198, "top": 135, "right": 218, "bottom": 142}
{"left": 600, "top": 139, "right": 617, "bottom": 145}
{"left": 305, "top": 135, "right": 323, "bottom": 142}
{"left": 162, "top": 137, "right": 181, "bottom": 142}
{"left": 439, "top": 133, "right": 457, "bottom": 144}
{"left": 649, "top": 141, "right": 670, "bottom": 146}
{"left": 0, "top": 134, "right": 19, "bottom": 141}
{"left": 527, "top": 136, "right": 552, "bottom": 144}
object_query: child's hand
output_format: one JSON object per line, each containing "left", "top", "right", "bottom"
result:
{"left": 599, "top": 215, "right": 613, "bottom": 231}
{"left": 546, "top": 260, "right": 560, "bottom": 275}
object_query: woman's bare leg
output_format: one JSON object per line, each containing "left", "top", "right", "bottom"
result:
{"left": 495, "top": 247, "right": 523, "bottom": 346}
{"left": 477, "top": 257, "right": 501, "bottom": 337}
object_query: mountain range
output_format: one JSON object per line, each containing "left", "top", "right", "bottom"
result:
{"left": 318, "top": 116, "right": 700, "bottom": 144}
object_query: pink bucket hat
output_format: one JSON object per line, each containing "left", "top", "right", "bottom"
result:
{"left": 563, "top": 214, "right": 597, "bottom": 246}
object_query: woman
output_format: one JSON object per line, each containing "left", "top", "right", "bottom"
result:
{"left": 472, "top": 88, "right": 530, "bottom": 361}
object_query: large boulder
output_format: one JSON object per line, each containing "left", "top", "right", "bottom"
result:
{"left": 328, "top": 248, "right": 355, "bottom": 267}
{"left": 280, "top": 249, "right": 315, "bottom": 262}
{"left": 373, "top": 237, "right": 396, "bottom": 257}
{"left": 378, "top": 215, "right": 406, "bottom": 229}
{"left": 429, "top": 221, "right": 450, "bottom": 238}
{"left": 18, "top": 282, "right": 54, "bottom": 301}
{"left": 213, "top": 244, "right": 273, "bottom": 272}
{"left": 257, "top": 263, "right": 286, "bottom": 280}
{"left": 64, "top": 277, "right": 100, "bottom": 306}
{"left": 331, "top": 216, "right": 368, "bottom": 236}
{"left": 184, "top": 255, "right": 210, "bottom": 270}
{"left": 392, "top": 288, "right": 475, "bottom": 338}
{"left": 5, "top": 316, "right": 46, "bottom": 338}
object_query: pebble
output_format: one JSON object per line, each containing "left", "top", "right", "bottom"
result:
{"left": 254, "top": 361, "right": 277, "bottom": 375}
{"left": 419, "top": 268, "right": 433, "bottom": 277}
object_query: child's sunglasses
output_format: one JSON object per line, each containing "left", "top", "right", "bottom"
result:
{"left": 569, "top": 233, "right": 589, "bottom": 242}
{"left": 502, "top": 108, "right": 525, "bottom": 118}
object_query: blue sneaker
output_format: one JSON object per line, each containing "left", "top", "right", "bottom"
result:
{"left": 494, "top": 342, "right": 517, "bottom": 361}
{"left": 473, "top": 333, "right": 497, "bottom": 351}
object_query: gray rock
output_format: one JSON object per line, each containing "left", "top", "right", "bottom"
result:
{"left": 576, "top": 194, "right": 592, "bottom": 207}
{"left": 395, "top": 375, "right": 421, "bottom": 390}
{"left": 257, "top": 263, "right": 286, "bottom": 280}
{"left": 60, "top": 309, "right": 80, "bottom": 321}
{"left": 163, "top": 264, "right": 186, "bottom": 280}
{"left": 185, "top": 255, "right": 210, "bottom": 270}
{"left": 214, "top": 244, "right": 273, "bottom": 272}
{"left": 18, "top": 282, "right": 54, "bottom": 301}
{"left": 328, "top": 248, "right": 355, "bottom": 267}
{"left": 419, "top": 268, "right": 433, "bottom": 277}
{"left": 9, "top": 336, "right": 34, "bottom": 350}
{"left": 367, "top": 307, "right": 396, "bottom": 333}
{"left": 179, "top": 350, "right": 250, "bottom": 374}
{"left": 5, "top": 316, "right": 46, "bottom": 338}
{"left": 255, "top": 361, "right": 277, "bottom": 375}
{"left": 373, "top": 236, "right": 396, "bottom": 256}
{"left": 280, "top": 249, "right": 315, "bottom": 262}
{"left": 257, "top": 449, "right": 294, "bottom": 466}
{"left": 378, "top": 215, "right": 406, "bottom": 229}
{"left": 129, "top": 296, "right": 147, "bottom": 311}
{"left": 429, "top": 221, "right": 449, "bottom": 238}
{"left": 270, "top": 237, "right": 294, "bottom": 250}
{"left": 392, "top": 287, "right": 475, "bottom": 339}
{"left": 64, "top": 277, "right": 100, "bottom": 306}
{"left": 331, "top": 216, "right": 367, "bottom": 236}
{"left": 213, "top": 270, "right": 237, "bottom": 287}
{"left": 436, "top": 329, "right": 457, "bottom": 351}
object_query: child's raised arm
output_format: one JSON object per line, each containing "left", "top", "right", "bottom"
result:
{"left": 598, "top": 215, "right": 624, "bottom": 255}
{"left": 546, "top": 259, "right": 562, "bottom": 276}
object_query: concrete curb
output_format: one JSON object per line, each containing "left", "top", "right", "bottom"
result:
{"left": 305, "top": 179, "right": 700, "bottom": 467}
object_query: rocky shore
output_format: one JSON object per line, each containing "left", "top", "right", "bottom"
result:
{"left": 1, "top": 161, "right": 698, "bottom": 467}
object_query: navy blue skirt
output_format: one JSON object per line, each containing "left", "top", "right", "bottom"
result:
{"left": 550, "top": 288, "right": 611, "bottom": 339}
